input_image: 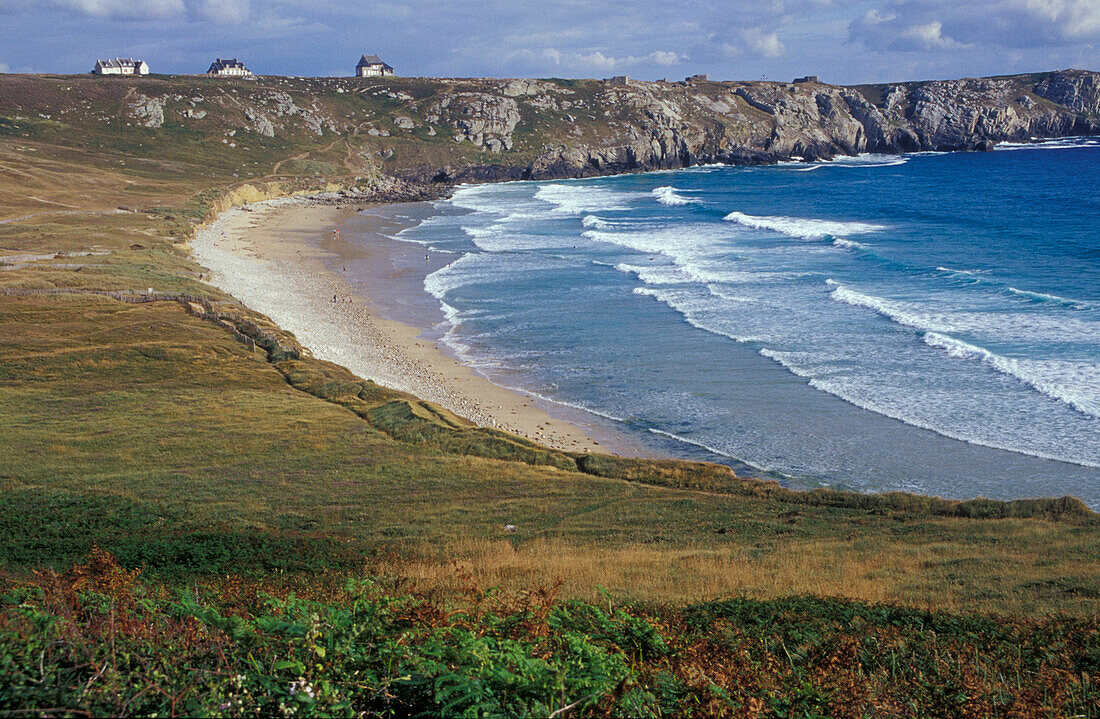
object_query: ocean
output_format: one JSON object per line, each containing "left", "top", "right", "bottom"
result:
{"left": 374, "top": 139, "right": 1100, "bottom": 507}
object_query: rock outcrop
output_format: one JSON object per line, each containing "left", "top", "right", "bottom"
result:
{"left": 5, "top": 68, "right": 1096, "bottom": 187}
{"left": 126, "top": 93, "right": 165, "bottom": 128}
{"left": 396, "top": 69, "right": 1099, "bottom": 184}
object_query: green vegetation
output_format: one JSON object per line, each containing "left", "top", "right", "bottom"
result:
{"left": 1, "top": 549, "right": 1096, "bottom": 718}
{"left": 0, "top": 73, "right": 1098, "bottom": 715}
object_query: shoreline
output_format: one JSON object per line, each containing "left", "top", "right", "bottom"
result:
{"left": 189, "top": 195, "right": 650, "bottom": 456}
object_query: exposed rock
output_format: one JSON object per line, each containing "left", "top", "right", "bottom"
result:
{"left": 1033, "top": 71, "right": 1100, "bottom": 115}
{"left": 127, "top": 94, "right": 165, "bottom": 128}
{"left": 393, "top": 116, "right": 416, "bottom": 130}
{"left": 428, "top": 92, "right": 521, "bottom": 148}
{"left": 500, "top": 79, "right": 567, "bottom": 97}
{"left": 245, "top": 109, "right": 275, "bottom": 137}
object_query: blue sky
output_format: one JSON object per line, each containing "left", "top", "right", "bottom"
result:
{"left": 0, "top": 0, "right": 1096, "bottom": 84}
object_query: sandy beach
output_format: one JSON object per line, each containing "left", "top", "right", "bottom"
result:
{"left": 189, "top": 196, "right": 626, "bottom": 454}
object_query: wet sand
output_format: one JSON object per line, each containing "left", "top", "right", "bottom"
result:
{"left": 190, "top": 196, "right": 639, "bottom": 455}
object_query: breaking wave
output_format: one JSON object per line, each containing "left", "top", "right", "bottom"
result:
{"left": 922, "top": 332, "right": 1099, "bottom": 418}
{"left": 652, "top": 186, "right": 698, "bottom": 206}
{"left": 723, "top": 211, "right": 887, "bottom": 240}
{"left": 533, "top": 184, "right": 641, "bottom": 215}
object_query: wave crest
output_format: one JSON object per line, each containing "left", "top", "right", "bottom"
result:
{"left": 923, "top": 332, "right": 1099, "bottom": 418}
{"left": 652, "top": 186, "right": 698, "bottom": 206}
{"left": 723, "top": 211, "right": 887, "bottom": 240}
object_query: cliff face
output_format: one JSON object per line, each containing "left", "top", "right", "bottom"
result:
{"left": 386, "top": 69, "right": 1100, "bottom": 181}
{"left": 481, "top": 70, "right": 1100, "bottom": 181}
{"left": 0, "top": 69, "right": 1096, "bottom": 187}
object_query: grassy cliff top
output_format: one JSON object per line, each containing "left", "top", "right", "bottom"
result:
{"left": 0, "top": 70, "right": 1097, "bottom": 621}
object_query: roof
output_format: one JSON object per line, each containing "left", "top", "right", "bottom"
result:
{"left": 208, "top": 58, "right": 250, "bottom": 72}
{"left": 96, "top": 58, "right": 146, "bottom": 68}
{"left": 357, "top": 54, "right": 393, "bottom": 69}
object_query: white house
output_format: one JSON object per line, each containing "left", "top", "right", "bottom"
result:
{"left": 92, "top": 58, "right": 149, "bottom": 75}
{"left": 356, "top": 54, "right": 394, "bottom": 77}
{"left": 207, "top": 58, "right": 252, "bottom": 77}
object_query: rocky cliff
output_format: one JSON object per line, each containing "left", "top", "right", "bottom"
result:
{"left": 0, "top": 69, "right": 1096, "bottom": 187}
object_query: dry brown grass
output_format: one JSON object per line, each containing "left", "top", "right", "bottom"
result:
{"left": 379, "top": 533, "right": 1099, "bottom": 615}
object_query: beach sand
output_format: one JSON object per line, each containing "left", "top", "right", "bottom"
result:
{"left": 190, "top": 196, "right": 638, "bottom": 455}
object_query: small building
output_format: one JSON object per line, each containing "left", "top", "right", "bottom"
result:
{"left": 356, "top": 54, "right": 394, "bottom": 77}
{"left": 207, "top": 58, "right": 252, "bottom": 77}
{"left": 793, "top": 75, "right": 820, "bottom": 84}
{"left": 686, "top": 73, "right": 709, "bottom": 82}
{"left": 608, "top": 75, "right": 630, "bottom": 86}
{"left": 92, "top": 58, "right": 149, "bottom": 75}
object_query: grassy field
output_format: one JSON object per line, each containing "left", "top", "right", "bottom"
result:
{"left": 0, "top": 73, "right": 1097, "bottom": 715}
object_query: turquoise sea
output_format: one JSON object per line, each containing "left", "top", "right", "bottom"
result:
{"left": 369, "top": 139, "right": 1100, "bottom": 507}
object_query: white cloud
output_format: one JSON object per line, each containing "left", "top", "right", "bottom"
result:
{"left": 1021, "top": 0, "right": 1100, "bottom": 40}
{"left": 850, "top": 0, "right": 1100, "bottom": 51}
{"left": 898, "top": 20, "right": 968, "bottom": 49}
{"left": 574, "top": 51, "right": 619, "bottom": 73}
{"left": 509, "top": 47, "right": 682, "bottom": 75}
{"left": 195, "top": 0, "right": 250, "bottom": 23}
{"left": 47, "top": 0, "right": 185, "bottom": 19}
{"left": 745, "top": 28, "right": 785, "bottom": 57}
{"left": 0, "top": 62, "right": 10, "bottom": 73}
{"left": 650, "top": 50, "right": 682, "bottom": 66}
{"left": 722, "top": 27, "right": 786, "bottom": 58}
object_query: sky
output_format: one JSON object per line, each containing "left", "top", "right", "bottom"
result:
{"left": 0, "top": 0, "right": 1096, "bottom": 84}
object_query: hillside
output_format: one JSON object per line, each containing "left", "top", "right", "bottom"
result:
{"left": 1, "top": 70, "right": 1099, "bottom": 716}
{"left": 1, "top": 69, "right": 1097, "bottom": 189}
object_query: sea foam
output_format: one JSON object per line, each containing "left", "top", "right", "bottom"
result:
{"left": 724, "top": 211, "right": 887, "bottom": 240}
{"left": 533, "top": 183, "right": 640, "bottom": 215}
{"left": 652, "top": 186, "right": 698, "bottom": 206}
{"left": 922, "top": 332, "right": 1099, "bottom": 418}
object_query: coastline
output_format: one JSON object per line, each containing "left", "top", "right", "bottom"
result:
{"left": 189, "top": 195, "right": 647, "bottom": 456}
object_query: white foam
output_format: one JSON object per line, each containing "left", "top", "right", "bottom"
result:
{"left": 652, "top": 186, "right": 698, "bottom": 206}
{"left": 723, "top": 211, "right": 887, "bottom": 240}
{"left": 647, "top": 428, "right": 745, "bottom": 463}
{"left": 832, "top": 238, "right": 868, "bottom": 251}
{"left": 424, "top": 252, "right": 479, "bottom": 299}
{"left": 922, "top": 332, "right": 1100, "bottom": 418}
{"left": 1005, "top": 286, "right": 1090, "bottom": 310}
{"left": 533, "top": 183, "right": 641, "bottom": 215}
{"left": 995, "top": 138, "right": 1100, "bottom": 152}
{"left": 632, "top": 286, "right": 769, "bottom": 343}
{"left": 828, "top": 282, "right": 944, "bottom": 332}
{"left": 825, "top": 154, "right": 910, "bottom": 168}
{"left": 757, "top": 344, "right": 1100, "bottom": 468}
{"left": 936, "top": 266, "right": 987, "bottom": 280}
{"left": 828, "top": 280, "right": 1100, "bottom": 344}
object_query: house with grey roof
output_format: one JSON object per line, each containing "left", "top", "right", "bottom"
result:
{"left": 92, "top": 58, "right": 149, "bottom": 75}
{"left": 207, "top": 58, "right": 252, "bottom": 77}
{"left": 356, "top": 55, "right": 394, "bottom": 77}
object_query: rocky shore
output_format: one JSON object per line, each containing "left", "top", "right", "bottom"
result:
{"left": 392, "top": 69, "right": 1100, "bottom": 184}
